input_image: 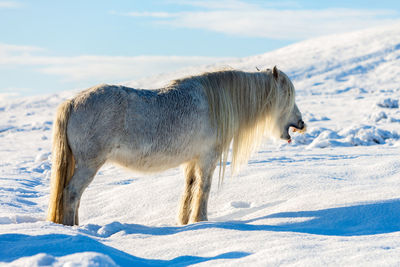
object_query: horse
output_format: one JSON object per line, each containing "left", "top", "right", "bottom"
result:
{"left": 47, "top": 66, "right": 305, "bottom": 226}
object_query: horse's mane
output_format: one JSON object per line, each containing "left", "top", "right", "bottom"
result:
{"left": 170, "top": 70, "right": 295, "bottom": 182}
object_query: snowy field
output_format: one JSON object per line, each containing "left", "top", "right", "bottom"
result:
{"left": 1, "top": 23, "right": 400, "bottom": 266}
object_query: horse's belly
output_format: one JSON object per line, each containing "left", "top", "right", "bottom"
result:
{"left": 109, "top": 144, "right": 201, "bottom": 173}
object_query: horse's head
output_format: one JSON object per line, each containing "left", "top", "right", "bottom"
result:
{"left": 280, "top": 103, "right": 306, "bottom": 143}
{"left": 268, "top": 66, "right": 306, "bottom": 143}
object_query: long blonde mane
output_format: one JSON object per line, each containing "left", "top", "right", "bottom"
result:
{"left": 171, "top": 69, "right": 295, "bottom": 182}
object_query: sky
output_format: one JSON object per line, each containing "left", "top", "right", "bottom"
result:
{"left": 1, "top": 0, "right": 400, "bottom": 97}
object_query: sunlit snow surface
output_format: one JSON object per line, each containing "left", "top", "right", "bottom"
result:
{"left": 1, "top": 24, "right": 400, "bottom": 266}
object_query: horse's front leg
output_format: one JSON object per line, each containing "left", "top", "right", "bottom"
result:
{"left": 188, "top": 156, "right": 218, "bottom": 224}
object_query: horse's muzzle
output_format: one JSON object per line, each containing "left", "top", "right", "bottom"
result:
{"left": 292, "top": 120, "right": 306, "bottom": 133}
{"left": 283, "top": 120, "right": 306, "bottom": 143}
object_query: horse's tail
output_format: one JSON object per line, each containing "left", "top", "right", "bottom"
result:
{"left": 47, "top": 99, "right": 75, "bottom": 224}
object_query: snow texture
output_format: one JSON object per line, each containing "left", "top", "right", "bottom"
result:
{"left": 1, "top": 23, "right": 400, "bottom": 266}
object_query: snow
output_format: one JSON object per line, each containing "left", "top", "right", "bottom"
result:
{"left": 1, "top": 23, "right": 400, "bottom": 266}
{"left": 377, "top": 98, "right": 399, "bottom": 109}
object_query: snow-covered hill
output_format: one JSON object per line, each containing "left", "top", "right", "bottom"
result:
{"left": 1, "top": 23, "right": 400, "bottom": 266}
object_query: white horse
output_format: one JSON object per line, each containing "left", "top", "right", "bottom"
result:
{"left": 47, "top": 66, "right": 305, "bottom": 226}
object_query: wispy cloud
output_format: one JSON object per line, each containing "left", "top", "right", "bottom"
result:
{"left": 0, "top": 1, "right": 23, "bottom": 8}
{"left": 169, "top": 0, "right": 258, "bottom": 10}
{"left": 123, "top": 11, "right": 177, "bottom": 18}
{"left": 0, "top": 43, "right": 231, "bottom": 83}
{"left": 120, "top": 0, "right": 400, "bottom": 40}
{"left": 38, "top": 55, "right": 230, "bottom": 82}
{"left": 0, "top": 43, "right": 43, "bottom": 54}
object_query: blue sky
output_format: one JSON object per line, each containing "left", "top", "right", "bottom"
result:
{"left": 1, "top": 0, "right": 400, "bottom": 96}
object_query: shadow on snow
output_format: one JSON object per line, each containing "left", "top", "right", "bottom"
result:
{"left": 81, "top": 198, "right": 400, "bottom": 238}
{"left": 243, "top": 198, "right": 400, "bottom": 236}
{"left": 0, "top": 233, "right": 250, "bottom": 266}
{"left": 2, "top": 199, "right": 400, "bottom": 265}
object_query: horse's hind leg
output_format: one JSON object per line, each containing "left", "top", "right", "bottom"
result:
{"left": 63, "top": 165, "right": 99, "bottom": 226}
{"left": 178, "top": 161, "right": 197, "bottom": 225}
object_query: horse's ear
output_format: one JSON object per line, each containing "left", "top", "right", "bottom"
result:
{"left": 272, "top": 66, "right": 279, "bottom": 80}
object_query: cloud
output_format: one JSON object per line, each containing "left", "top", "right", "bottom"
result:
{"left": 0, "top": 43, "right": 231, "bottom": 83}
{"left": 169, "top": 0, "right": 258, "bottom": 10}
{"left": 123, "top": 11, "right": 177, "bottom": 18}
{"left": 38, "top": 55, "right": 231, "bottom": 82}
{"left": 0, "top": 1, "right": 23, "bottom": 8}
{"left": 0, "top": 43, "right": 43, "bottom": 54}
{"left": 122, "top": 1, "right": 400, "bottom": 40}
